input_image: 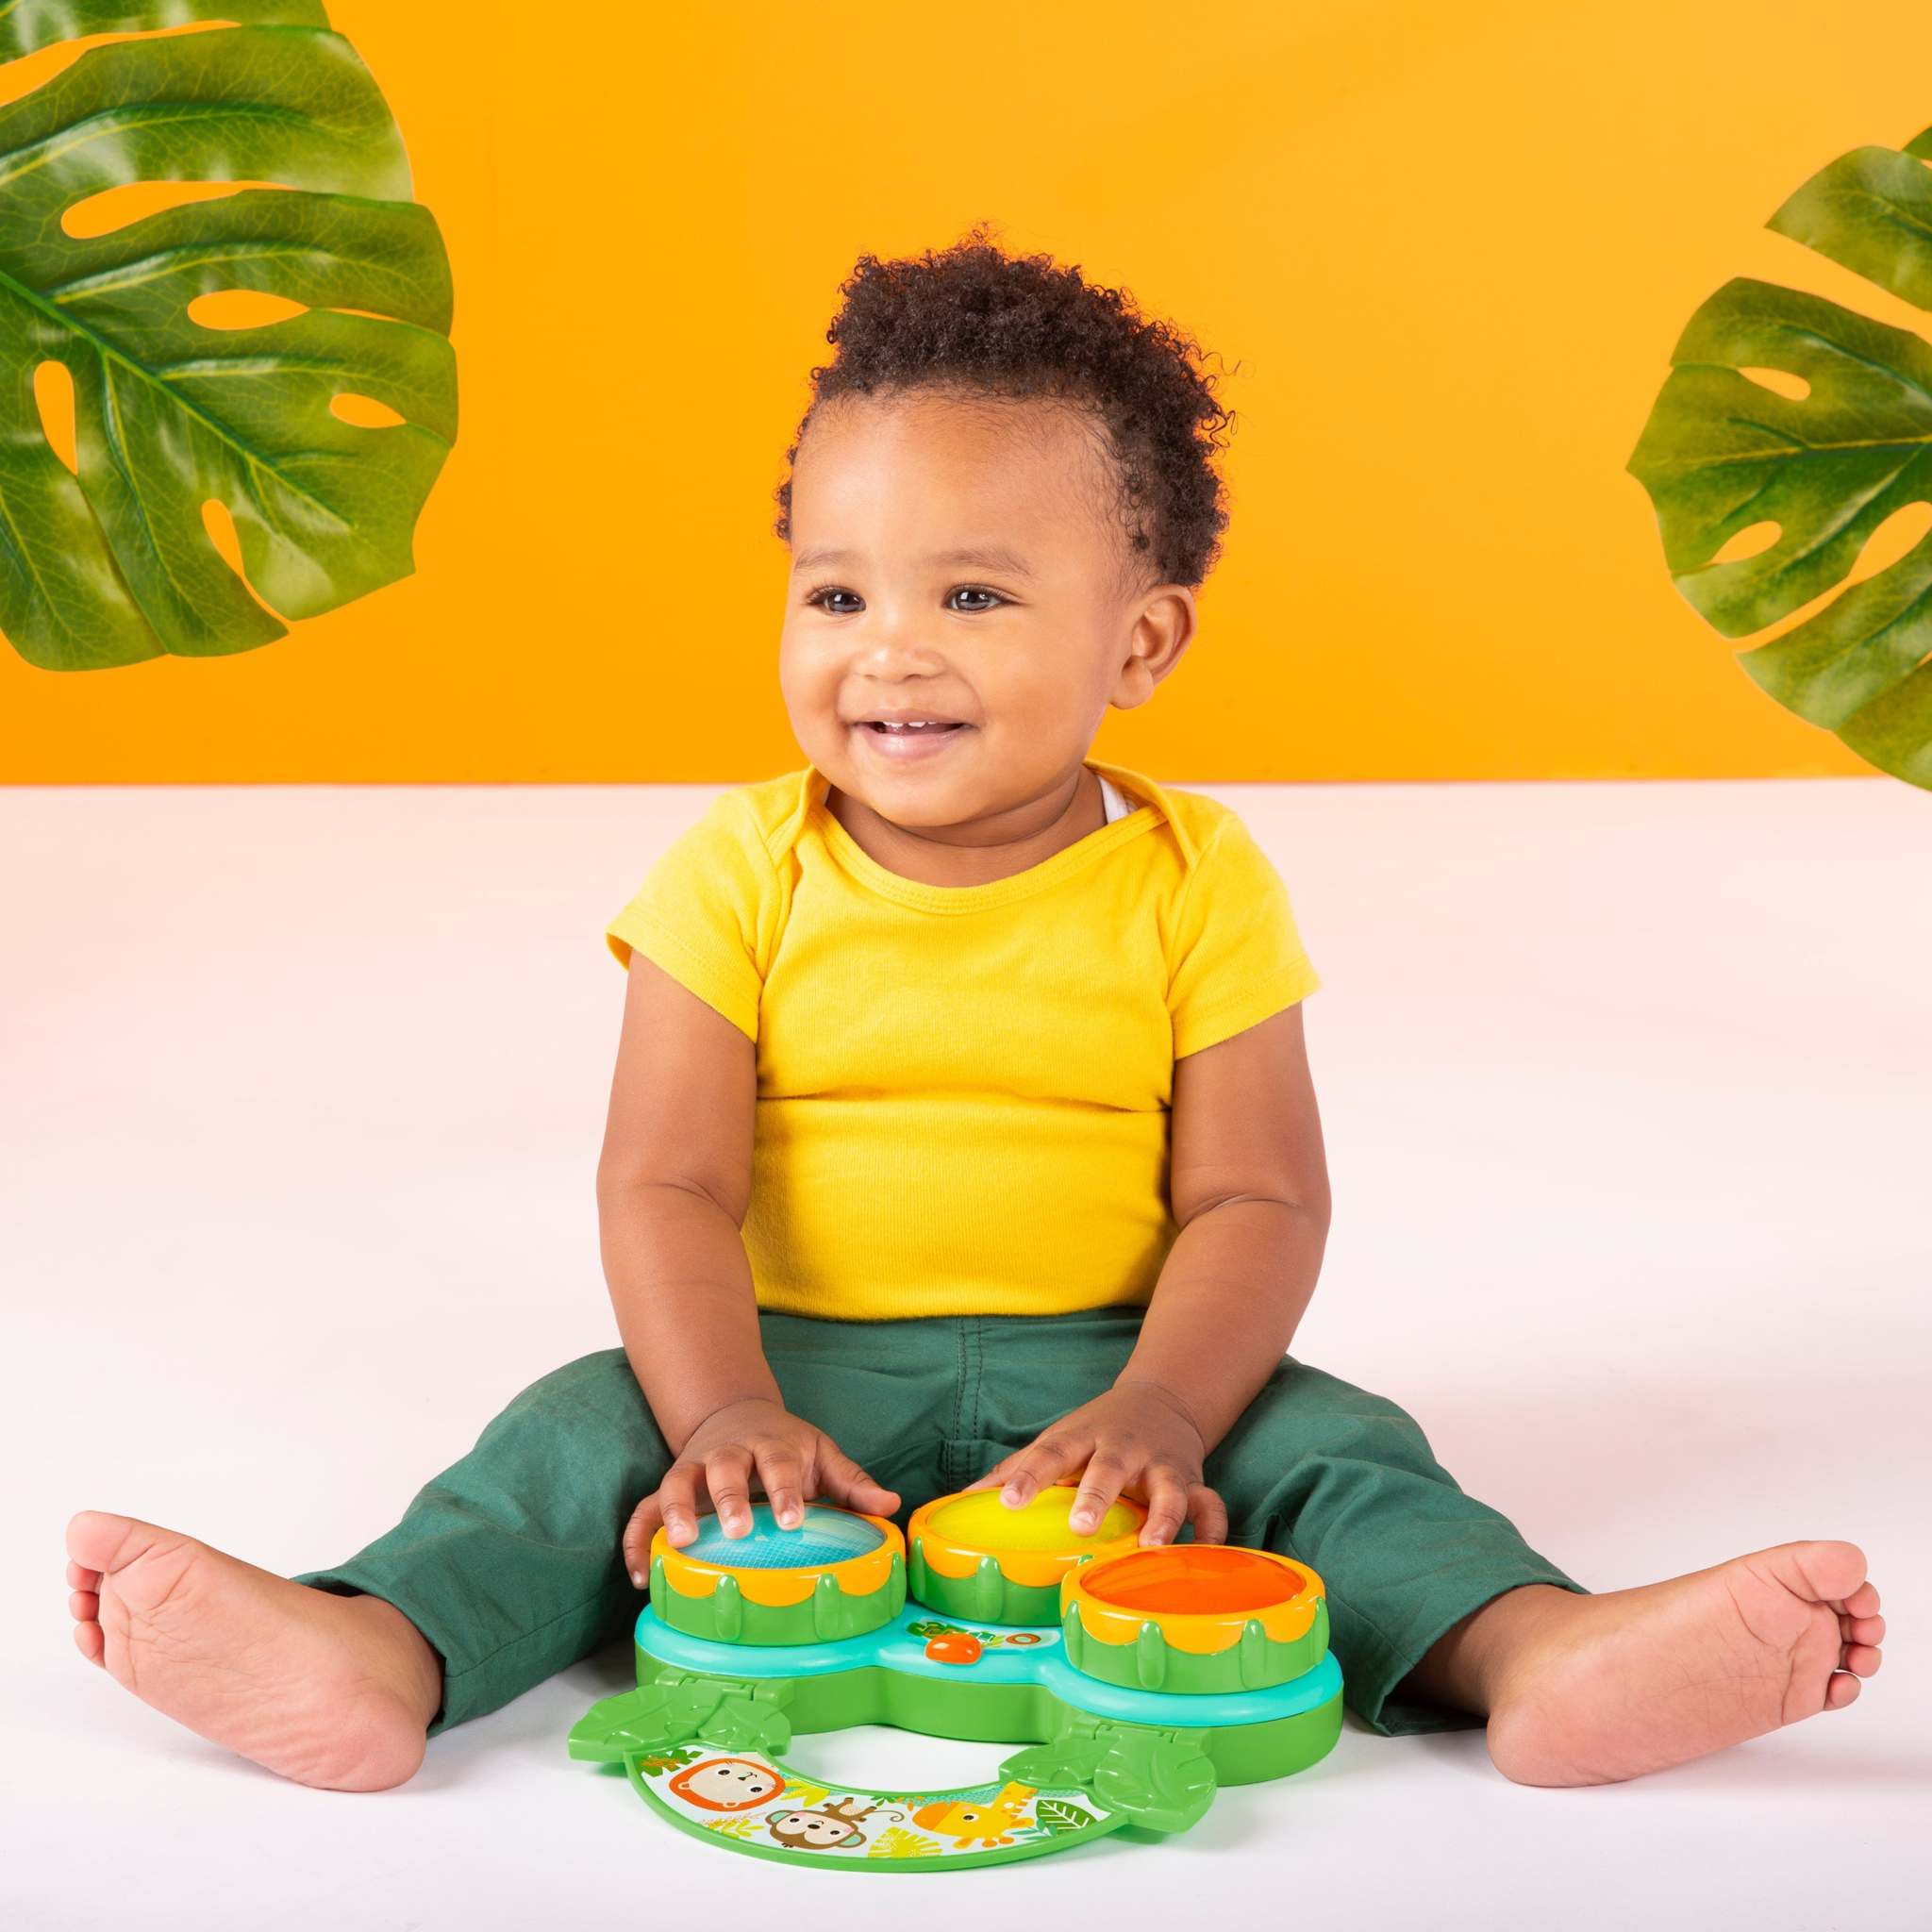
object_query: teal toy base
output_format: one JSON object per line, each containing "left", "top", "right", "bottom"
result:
{"left": 624, "top": 1601, "right": 1344, "bottom": 1776}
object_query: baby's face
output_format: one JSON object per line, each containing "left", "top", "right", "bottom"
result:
{"left": 779, "top": 390, "right": 1193, "bottom": 833}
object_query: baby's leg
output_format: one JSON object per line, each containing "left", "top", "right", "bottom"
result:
{"left": 1208, "top": 1357, "right": 1583, "bottom": 1740}
{"left": 67, "top": 1349, "right": 671, "bottom": 1790}
{"left": 1212, "top": 1360, "right": 1885, "bottom": 1785}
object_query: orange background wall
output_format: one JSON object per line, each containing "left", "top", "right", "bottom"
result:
{"left": 3, "top": 0, "right": 1927, "bottom": 783}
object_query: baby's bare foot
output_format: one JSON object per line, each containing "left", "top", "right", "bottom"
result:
{"left": 1478, "top": 1541, "right": 1884, "bottom": 1786}
{"left": 66, "top": 1510, "right": 442, "bottom": 1791}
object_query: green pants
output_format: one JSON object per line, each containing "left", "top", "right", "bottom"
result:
{"left": 298, "top": 1307, "right": 1581, "bottom": 1739}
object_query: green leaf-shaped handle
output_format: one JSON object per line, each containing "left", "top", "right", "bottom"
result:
{"left": 999, "top": 1738, "right": 1108, "bottom": 1788}
{"left": 566, "top": 1686, "right": 696, "bottom": 1764}
{"left": 698, "top": 1694, "right": 793, "bottom": 1757}
{"left": 660, "top": 1680, "right": 726, "bottom": 1729}
{"left": 1091, "top": 1730, "right": 1218, "bottom": 1835}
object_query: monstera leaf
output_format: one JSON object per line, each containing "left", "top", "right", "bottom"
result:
{"left": 1626, "top": 125, "right": 1932, "bottom": 789}
{"left": 0, "top": 1, "right": 456, "bottom": 670}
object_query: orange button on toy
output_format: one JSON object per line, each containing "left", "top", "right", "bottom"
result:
{"left": 923, "top": 1632, "right": 983, "bottom": 1665}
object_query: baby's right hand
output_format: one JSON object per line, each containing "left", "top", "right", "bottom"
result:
{"left": 622, "top": 1398, "right": 900, "bottom": 1585}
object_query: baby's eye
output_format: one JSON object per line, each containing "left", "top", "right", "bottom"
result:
{"left": 800, "top": 584, "right": 1007, "bottom": 614}
{"left": 803, "top": 586, "right": 861, "bottom": 614}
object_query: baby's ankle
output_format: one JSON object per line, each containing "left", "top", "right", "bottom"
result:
{"left": 1405, "top": 1583, "right": 1582, "bottom": 1718}
{"left": 334, "top": 1591, "right": 444, "bottom": 1729}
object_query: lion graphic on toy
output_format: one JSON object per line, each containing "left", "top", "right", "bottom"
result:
{"left": 665, "top": 1756, "right": 784, "bottom": 1812}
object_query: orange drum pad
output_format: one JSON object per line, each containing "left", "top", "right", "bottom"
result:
{"left": 1062, "top": 1542, "right": 1324, "bottom": 1655}
{"left": 1078, "top": 1544, "right": 1310, "bottom": 1616}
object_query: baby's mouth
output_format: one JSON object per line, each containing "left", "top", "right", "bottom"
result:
{"left": 852, "top": 720, "right": 974, "bottom": 758}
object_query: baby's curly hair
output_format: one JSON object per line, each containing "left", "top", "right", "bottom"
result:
{"left": 773, "top": 222, "right": 1239, "bottom": 596}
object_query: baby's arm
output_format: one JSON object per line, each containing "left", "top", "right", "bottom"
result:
{"left": 969, "top": 1002, "right": 1330, "bottom": 1545}
{"left": 597, "top": 953, "right": 898, "bottom": 1572}
{"left": 1122, "top": 999, "right": 1331, "bottom": 1454}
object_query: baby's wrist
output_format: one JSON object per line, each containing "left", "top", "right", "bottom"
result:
{"left": 1111, "top": 1373, "right": 1210, "bottom": 1453}
{"left": 675, "top": 1390, "right": 786, "bottom": 1453}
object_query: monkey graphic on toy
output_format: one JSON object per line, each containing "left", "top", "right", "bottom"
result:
{"left": 571, "top": 1483, "right": 1342, "bottom": 1871}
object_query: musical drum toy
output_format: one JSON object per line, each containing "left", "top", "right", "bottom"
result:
{"left": 571, "top": 1485, "right": 1342, "bottom": 1872}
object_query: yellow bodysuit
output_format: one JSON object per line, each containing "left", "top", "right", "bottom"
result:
{"left": 604, "top": 758, "right": 1319, "bottom": 1321}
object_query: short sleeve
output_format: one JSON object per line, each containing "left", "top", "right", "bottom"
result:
{"left": 1166, "top": 812, "right": 1321, "bottom": 1058}
{"left": 604, "top": 791, "right": 775, "bottom": 1041}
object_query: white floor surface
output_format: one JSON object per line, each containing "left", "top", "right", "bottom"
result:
{"left": 3, "top": 776, "right": 1928, "bottom": 1930}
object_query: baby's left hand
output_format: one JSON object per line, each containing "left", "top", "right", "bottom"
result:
{"left": 963, "top": 1380, "right": 1229, "bottom": 1547}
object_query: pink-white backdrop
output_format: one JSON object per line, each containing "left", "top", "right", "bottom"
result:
{"left": 3, "top": 777, "right": 1927, "bottom": 1929}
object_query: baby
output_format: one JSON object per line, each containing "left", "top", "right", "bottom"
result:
{"left": 65, "top": 227, "right": 1884, "bottom": 1794}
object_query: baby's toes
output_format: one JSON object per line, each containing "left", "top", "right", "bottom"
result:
{"left": 1839, "top": 1579, "right": 1880, "bottom": 1620}
{"left": 67, "top": 1551, "right": 106, "bottom": 1662}
{"left": 68, "top": 1557, "right": 105, "bottom": 1663}
{"left": 1840, "top": 1610, "right": 1885, "bottom": 1649}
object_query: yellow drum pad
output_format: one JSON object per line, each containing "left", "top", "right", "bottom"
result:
{"left": 923, "top": 1487, "right": 1141, "bottom": 1554}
